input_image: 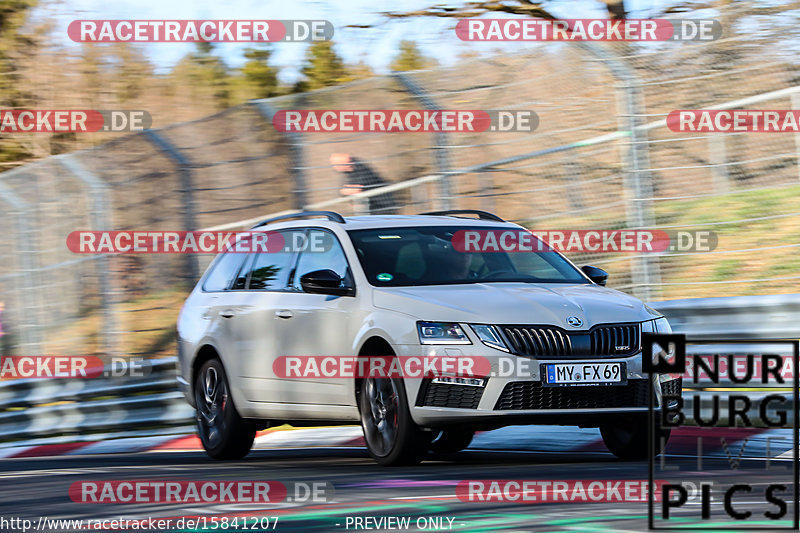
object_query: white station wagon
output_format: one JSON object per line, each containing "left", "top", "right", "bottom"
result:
{"left": 177, "top": 211, "right": 678, "bottom": 465}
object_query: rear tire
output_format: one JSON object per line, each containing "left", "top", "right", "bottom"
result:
{"left": 429, "top": 429, "right": 475, "bottom": 453}
{"left": 601, "top": 421, "right": 670, "bottom": 460}
{"left": 194, "top": 358, "right": 256, "bottom": 460}
{"left": 359, "top": 376, "right": 428, "bottom": 466}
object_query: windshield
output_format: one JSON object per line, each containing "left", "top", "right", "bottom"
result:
{"left": 347, "top": 226, "right": 589, "bottom": 287}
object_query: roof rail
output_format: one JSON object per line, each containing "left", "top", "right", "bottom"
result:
{"left": 420, "top": 209, "right": 505, "bottom": 222}
{"left": 251, "top": 210, "right": 346, "bottom": 228}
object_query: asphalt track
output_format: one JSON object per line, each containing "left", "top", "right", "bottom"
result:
{"left": 0, "top": 439, "right": 794, "bottom": 533}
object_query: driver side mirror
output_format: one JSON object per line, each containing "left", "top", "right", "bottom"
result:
{"left": 300, "top": 269, "right": 355, "bottom": 296}
{"left": 581, "top": 265, "right": 608, "bottom": 286}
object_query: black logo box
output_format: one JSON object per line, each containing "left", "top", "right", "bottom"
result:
{"left": 644, "top": 334, "right": 800, "bottom": 530}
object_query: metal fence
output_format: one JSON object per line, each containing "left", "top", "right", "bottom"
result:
{"left": 1, "top": 2, "right": 799, "bottom": 358}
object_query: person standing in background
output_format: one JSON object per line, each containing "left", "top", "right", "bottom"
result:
{"left": 330, "top": 153, "right": 398, "bottom": 214}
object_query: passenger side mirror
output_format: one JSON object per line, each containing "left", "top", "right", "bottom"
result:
{"left": 581, "top": 265, "right": 608, "bottom": 286}
{"left": 300, "top": 269, "right": 355, "bottom": 296}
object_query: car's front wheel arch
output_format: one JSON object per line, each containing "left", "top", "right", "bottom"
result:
{"left": 355, "top": 336, "right": 431, "bottom": 465}
{"left": 354, "top": 336, "right": 395, "bottom": 407}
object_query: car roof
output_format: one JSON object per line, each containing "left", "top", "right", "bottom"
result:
{"left": 260, "top": 215, "right": 523, "bottom": 231}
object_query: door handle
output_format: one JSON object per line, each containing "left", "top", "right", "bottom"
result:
{"left": 275, "top": 310, "right": 293, "bottom": 319}
{"left": 219, "top": 310, "right": 235, "bottom": 318}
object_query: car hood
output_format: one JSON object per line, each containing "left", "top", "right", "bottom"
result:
{"left": 372, "top": 282, "right": 659, "bottom": 328}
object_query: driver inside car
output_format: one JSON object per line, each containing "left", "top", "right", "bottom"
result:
{"left": 423, "top": 238, "right": 478, "bottom": 283}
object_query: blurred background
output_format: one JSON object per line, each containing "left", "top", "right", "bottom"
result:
{"left": 1, "top": 0, "right": 799, "bottom": 363}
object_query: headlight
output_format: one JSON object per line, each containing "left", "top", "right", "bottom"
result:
{"left": 417, "top": 322, "right": 471, "bottom": 345}
{"left": 642, "top": 316, "right": 672, "bottom": 334}
{"left": 654, "top": 316, "right": 672, "bottom": 334}
{"left": 470, "top": 324, "right": 509, "bottom": 352}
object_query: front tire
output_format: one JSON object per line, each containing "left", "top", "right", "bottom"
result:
{"left": 359, "top": 376, "right": 427, "bottom": 466}
{"left": 194, "top": 358, "right": 256, "bottom": 460}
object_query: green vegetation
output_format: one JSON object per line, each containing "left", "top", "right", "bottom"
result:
{"left": 0, "top": 0, "right": 38, "bottom": 163}
{"left": 711, "top": 259, "right": 742, "bottom": 282}
{"left": 0, "top": 13, "right": 412, "bottom": 166}
{"left": 390, "top": 40, "right": 436, "bottom": 72}
{"left": 240, "top": 45, "right": 279, "bottom": 99}
{"left": 296, "top": 40, "right": 353, "bottom": 92}
{"left": 528, "top": 183, "right": 800, "bottom": 299}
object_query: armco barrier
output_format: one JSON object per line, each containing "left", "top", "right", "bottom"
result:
{"left": 0, "top": 357, "right": 194, "bottom": 443}
{"left": 651, "top": 293, "right": 800, "bottom": 340}
{"left": 653, "top": 294, "right": 798, "bottom": 426}
{"left": 0, "top": 294, "right": 796, "bottom": 443}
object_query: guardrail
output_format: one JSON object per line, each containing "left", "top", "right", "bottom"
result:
{"left": 653, "top": 294, "right": 798, "bottom": 426}
{"left": 0, "top": 357, "right": 193, "bottom": 444}
{"left": 651, "top": 293, "right": 800, "bottom": 340}
{"left": 0, "top": 294, "right": 796, "bottom": 443}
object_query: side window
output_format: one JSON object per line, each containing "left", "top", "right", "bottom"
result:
{"left": 292, "top": 230, "right": 350, "bottom": 291}
{"left": 244, "top": 242, "right": 296, "bottom": 290}
{"left": 203, "top": 252, "right": 248, "bottom": 292}
{"left": 231, "top": 254, "right": 255, "bottom": 290}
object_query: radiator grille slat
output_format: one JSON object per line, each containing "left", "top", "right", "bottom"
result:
{"left": 530, "top": 329, "right": 544, "bottom": 354}
{"left": 499, "top": 323, "right": 640, "bottom": 358}
{"left": 522, "top": 328, "right": 537, "bottom": 354}
{"left": 516, "top": 328, "right": 531, "bottom": 354}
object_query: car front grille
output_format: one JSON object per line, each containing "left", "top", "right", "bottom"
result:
{"left": 499, "top": 323, "right": 640, "bottom": 358}
{"left": 416, "top": 380, "right": 484, "bottom": 409}
{"left": 494, "top": 380, "right": 650, "bottom": 410}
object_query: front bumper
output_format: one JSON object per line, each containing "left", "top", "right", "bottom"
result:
{"left": 394, "top": 343, "right": 678, "bottom": 428}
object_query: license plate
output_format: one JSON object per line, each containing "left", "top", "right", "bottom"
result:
{"left": 541, "top": 362, "right": 626, "bottom": 387}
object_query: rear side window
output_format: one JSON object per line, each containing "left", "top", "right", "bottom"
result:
{"left": 245, "top": 246, "right": 296, "bottom": 290}
{"left": 202, "top": 252, "right": 248, "bottom": 292}
{"left": 292, "top": 230, "right": 350, "bottom": 291}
